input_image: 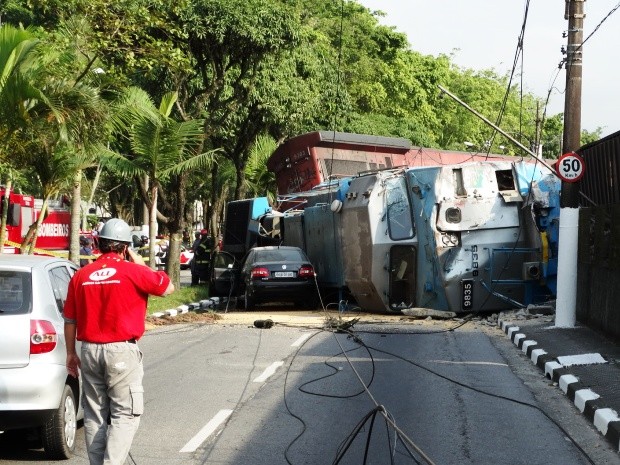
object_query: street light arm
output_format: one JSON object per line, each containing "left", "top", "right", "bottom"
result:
{"left": 438, "top": 85, "right": 559, "bottom": 177}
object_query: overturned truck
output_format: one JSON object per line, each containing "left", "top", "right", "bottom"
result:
{"left": 224, "top": 160, "right": 560, "bottom": 314}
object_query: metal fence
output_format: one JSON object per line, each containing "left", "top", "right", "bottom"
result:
{"left": 576, "top": 130, "right": 620, "bottom": 341}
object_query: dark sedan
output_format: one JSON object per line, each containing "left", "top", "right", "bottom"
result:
{"left": 238, "top": 246, "right": 319, "bottom": 310}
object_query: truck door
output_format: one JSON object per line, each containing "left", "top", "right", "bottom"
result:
{"left": 389, "top": 245, "right": 416, "bottom": 309}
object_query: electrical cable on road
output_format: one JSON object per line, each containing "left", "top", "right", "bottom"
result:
{"left": 297, "top": 344, "right": 376, "bottom": 399}
{"left": 280, "top": 319, "right": 436, "bottom": 464}
{"left": 365, "top": 339, "right": 596, "bottom": 465}
{"left": 278, "top": 315, "right": 597, "bottom": 465}
{"left": 329, "top": 329, "right": 437, "bottom": 464}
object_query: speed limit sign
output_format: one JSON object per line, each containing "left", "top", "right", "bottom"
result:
{"left": 556, "top": 152, "right": 585, "bottom": 182}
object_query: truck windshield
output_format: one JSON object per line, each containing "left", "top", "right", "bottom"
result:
{"left": 385, "top": 177, "right": 414, "bottom": 240}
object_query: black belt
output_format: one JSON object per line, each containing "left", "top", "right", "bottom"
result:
{"left": 127, "top": 338, "right": 137, "bottom": 344}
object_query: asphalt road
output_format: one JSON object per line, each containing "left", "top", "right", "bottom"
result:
{"left": 1, "top": 316, "right": 618, "bottom": 465}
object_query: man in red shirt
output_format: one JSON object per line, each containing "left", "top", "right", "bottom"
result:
{"left": 64, "top": 219, "right": 174, "bottom": 465}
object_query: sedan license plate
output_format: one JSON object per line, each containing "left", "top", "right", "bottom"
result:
{"left": 274, "top": 271, "right": 295, "bottom": 278}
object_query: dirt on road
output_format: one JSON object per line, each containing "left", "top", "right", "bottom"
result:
{"left": 145, "top": 305, "right": 501, "bottom": 333}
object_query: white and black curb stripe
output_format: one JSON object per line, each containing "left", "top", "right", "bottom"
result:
{"left": 151, "top": 299, "right": 225, "bottom": 319}
{"left": 499, "top": 320, "right": 620, "bottom": 451}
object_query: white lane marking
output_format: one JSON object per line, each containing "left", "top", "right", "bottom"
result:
{"left": 557, "top": 353, "right": 607, "bottom": 367}
{"left": 253, "top": 361, "right": 284, "bottom": 383}
{"left": 180, "top": 409, "right": 233, "bottom": 453}
{"left": 429, "top": 360, "right": 508, "bottom": 367}
{"left": 291, "top": 333, "right": 312, "bottom": 347}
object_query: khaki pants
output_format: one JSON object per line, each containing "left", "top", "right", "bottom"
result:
{"left": 81, "top": 342, "right": 144, "bottom": 465}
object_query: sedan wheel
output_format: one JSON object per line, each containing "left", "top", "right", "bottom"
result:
{"left": 41, "top": 384, "right": 77, "bottom": 459}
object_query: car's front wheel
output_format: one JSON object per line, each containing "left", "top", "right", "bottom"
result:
{"left": 41, "top": 384, "right": 77, "bottom": 459}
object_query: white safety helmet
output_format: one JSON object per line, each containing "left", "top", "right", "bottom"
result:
{"left": 98, "top": 219, "right": 133, "bottom": 243}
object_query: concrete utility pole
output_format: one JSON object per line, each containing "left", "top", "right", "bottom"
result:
{"left": 555, "top": 0, "right": 584, "bottom": 328}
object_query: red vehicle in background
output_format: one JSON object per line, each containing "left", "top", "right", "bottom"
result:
{"left": 0, "top": 186, "right": 71, "bottom": 254}
{"left": 267, "top": 131, "right": 516, "bottom": 196}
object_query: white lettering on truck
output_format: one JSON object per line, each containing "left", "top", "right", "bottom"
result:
{"left": 37, "top": 223, "right": 69, "bottom": 237}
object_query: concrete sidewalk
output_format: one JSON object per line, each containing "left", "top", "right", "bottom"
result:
{"left": 498, "top": 316, "right": 620, "bottom": 452}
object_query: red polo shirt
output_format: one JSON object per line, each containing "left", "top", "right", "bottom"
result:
{"left": 64, "top": 253, "right": 171, "bottom": 343}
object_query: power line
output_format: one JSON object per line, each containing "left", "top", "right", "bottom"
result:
{"left": 580, "top": 1, "right": 620, "bottom": 48}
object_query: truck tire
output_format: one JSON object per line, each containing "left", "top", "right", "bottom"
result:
{"left": 41, "top": 384, "right": 77, "bottom": 459}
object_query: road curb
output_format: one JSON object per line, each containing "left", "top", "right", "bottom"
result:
{"left": 151, "top": 297, "right": 230, "bottom": 319}
{"left": 498, "top": 320, "right": 620, "bottom": 452}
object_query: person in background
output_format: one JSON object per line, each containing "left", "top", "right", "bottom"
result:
{"left": 154, "top": 234, "right": 169, "bottom": 270}
{"left": 94, "top": 220, "right": 105, "bottom": 236}
{"left": 79, "top": 236, "right": 93, "bottom": 267}
{"left": 63, "top": 218, "right": 174, "bottom": 465}
{"left": 190, "top": 231, "right": 201, "bottom": 252}
{"left": 191, "top": 229, "right": 214, "bottom": 285}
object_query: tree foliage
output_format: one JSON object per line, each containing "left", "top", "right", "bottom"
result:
{"left": 0, "top": 0, "right": 584, "bottom": 257}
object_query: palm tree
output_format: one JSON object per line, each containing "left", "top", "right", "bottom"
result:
{"left": 0, "top": 22, "right": 112, "bottom": 258}
{"left": 0, "top": 25, "right": 42, "bottom": 252}
{"left": 244, "top": 134, "right": 278, "bottom": 204}
{"left": 104, "top": 89, "right": 216, "bottom": 286}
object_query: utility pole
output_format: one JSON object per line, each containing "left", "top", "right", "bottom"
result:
{"left": 555, "top": 0, "right": 584, "bottom": 328}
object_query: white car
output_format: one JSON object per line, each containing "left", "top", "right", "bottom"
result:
{"left": 0, "top": 255, "right": 83, "bottom": 459}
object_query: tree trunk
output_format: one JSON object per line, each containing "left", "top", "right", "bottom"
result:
{"left": 164, "top": 172, "right": 188, "bottom": 290}
{"left": 142, "top": 174, "right": 149, "bottom": 227}
{"left": 148, "top": 183, "right": 158, "bottom": 270}
{"left": 211, "top": 183, "right": 229, "bottom": 240}
{"left": 234, "top": 162, "right": 245, "bottom": 200}
{"left": 22, "top": 197, "right": 49, "bottom": 255}
{"left": 69, "top": 170, "right": 82, "bottom": 265}
{"left": 0, "top": 178, "right": 12, "bottom": 254}
{"left": 166, "top": 232, "right": 181, "bottom": 289}
{"left": 83, "top": 163, "right": 102, "bottom": 230}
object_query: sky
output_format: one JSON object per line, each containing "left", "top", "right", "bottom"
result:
{"left": 357, "top": 0, "right": 620, "bottom": 138}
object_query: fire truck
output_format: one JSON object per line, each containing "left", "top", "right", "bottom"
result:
{"left": 0, "top": 187, "right": 71, "bottom": 253}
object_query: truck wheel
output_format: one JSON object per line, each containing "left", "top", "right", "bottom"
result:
{"left": 41, "top": 384, "right": 77, "bottom": 459}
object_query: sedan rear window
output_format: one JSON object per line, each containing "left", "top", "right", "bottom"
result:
{"left": 255, "top": 249, "right": 305, "bottom": 262}
{"left": 0, "top": 271, "right": 32, "bottom": 315}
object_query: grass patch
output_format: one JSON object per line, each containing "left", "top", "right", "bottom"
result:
{"left": 147, "top": 285, "right": 210, "bottom": 314}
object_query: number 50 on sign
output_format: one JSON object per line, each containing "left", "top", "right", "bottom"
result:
{"left": 556, "top": 152, "right": 585, "bottom": 183}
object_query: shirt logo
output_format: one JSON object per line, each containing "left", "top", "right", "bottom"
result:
{"left": 89, "top": 268, "right": 117, "bottom": 281}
